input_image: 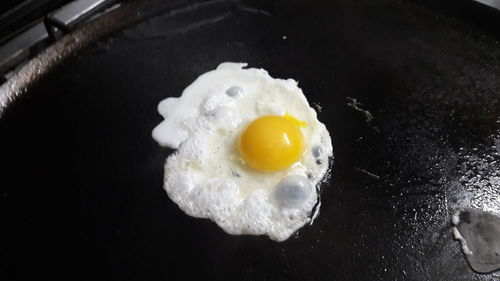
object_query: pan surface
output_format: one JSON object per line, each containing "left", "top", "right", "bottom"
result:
{"left": 1, "top": 0, "right": 499, "bottom": 280}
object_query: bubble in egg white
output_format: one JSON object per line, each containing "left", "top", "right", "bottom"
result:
{"left": 312, "top": 145, "right": 323, "bottom": 158}
{"left": 152, "top": 62, "right": 333, "bottom": 241}
{"left": 226, "top": 86, "right": 244, "bottom": 97}
{"left": 274, "top": 175, "right": 313, "bottom": 208}
{"left": 202, "top": 92, "right": 234, "bottom": 113}
{"left": 204, "top": 107, "right": 241, "bottom": 131}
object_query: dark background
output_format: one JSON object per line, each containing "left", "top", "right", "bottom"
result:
{"left": 0, "top": 0, "right": 32, "bottom": 14}
{"left": 1, "top": 0, "right": 500, "bottom": 280}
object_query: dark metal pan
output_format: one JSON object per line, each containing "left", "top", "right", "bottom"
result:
{"left": 1, "top": 0, "right": 499, "bottom": 280}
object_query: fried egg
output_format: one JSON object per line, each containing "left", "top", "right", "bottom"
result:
{"left": 152, "top": 62, "right": 333, "bottom": 241}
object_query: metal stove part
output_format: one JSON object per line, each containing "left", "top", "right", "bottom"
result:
{"left": 0, "top": 22, "right": 48, "bottom": 74}
{"left": 0, "top": 0, "right": 118, "bottom": 78}
{"left": 474, "top": 0, "right": 500, "bottom": 10}
{"left": 50, "top": 0, "right": 110, "bottom": 25}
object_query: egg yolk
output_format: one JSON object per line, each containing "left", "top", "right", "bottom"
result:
{"left": 239, "top": 115, "right": 306, "bottom": 172}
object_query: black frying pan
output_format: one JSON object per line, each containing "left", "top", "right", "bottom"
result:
{"left": 1, "top": 0, "right": 499, "bottom": 280}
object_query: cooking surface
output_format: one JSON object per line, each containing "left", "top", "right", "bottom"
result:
{"left": 1, "top": 0, "right": 500, "bottom": 280}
